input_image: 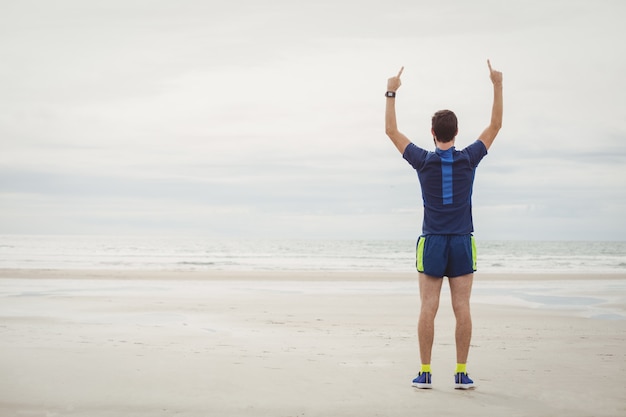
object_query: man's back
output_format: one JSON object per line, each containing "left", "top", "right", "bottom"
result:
{"left": 402, "top": 140, "right": 488, "bottom": 235}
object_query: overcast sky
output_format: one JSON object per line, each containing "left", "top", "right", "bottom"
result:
{"left": 1, "top": 0, "right": 625, "bottom": 240}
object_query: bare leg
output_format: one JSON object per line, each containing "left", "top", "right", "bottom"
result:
{"left": 449, "top": 273, "right": 473, "bottom": 364}
{"left": 417, "top": 273, "right": 443, "bottom": 365}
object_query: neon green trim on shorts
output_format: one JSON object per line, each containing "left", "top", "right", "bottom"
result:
{"left": 416, "top": 236, "right": 425, "bottom": 272}
{"left": 471, "top": 235, "right": 477, "bottom": 271}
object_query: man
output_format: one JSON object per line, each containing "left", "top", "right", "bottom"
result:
{"left": 384, "top": 61, "right": 503, "bottom": 389}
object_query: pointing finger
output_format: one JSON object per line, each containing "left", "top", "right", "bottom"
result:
{"left": 397, "top": 66, "right": 404, "bottom": 78}
{"left": 487, "top": 59, "right": 493, "bottom": 73}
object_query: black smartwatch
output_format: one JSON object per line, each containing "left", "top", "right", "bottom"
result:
{"left": 385, "top": 91, "right": 396, "bottom": 98}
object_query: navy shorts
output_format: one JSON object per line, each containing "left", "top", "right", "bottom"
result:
{"left": 416, "top": 234, "right": 477, "bottom": 278}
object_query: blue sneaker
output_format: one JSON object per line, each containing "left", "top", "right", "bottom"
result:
{"left": 454, "top": 372, "right": 475, "bottom": 390}
{"left": 412, "top": 372, "right": 432, "bottom": 389}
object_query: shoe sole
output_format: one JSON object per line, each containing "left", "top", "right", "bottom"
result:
{"left": 412, "top": 383, "right": 433, "bottom": 389}
{"left": 454, "top": 384, "right": 475, "bottom": 390}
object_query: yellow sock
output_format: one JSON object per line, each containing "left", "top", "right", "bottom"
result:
{"left": 456, "top": 363, "right": 466, "bottom": 374}
{"left": 421, "top": 364, "right": 431, "bottom": 373}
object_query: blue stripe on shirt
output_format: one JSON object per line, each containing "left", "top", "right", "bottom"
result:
{"left": 440, "top": 153, "right": 453, "bottom": 205}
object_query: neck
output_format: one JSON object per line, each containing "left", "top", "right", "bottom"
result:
{"left": 436, "top": 141, "right": 455, "bottom": 151}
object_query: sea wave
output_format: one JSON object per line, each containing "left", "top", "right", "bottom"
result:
{"left": 0, "top": 236, "right": 624, "bottom": 274}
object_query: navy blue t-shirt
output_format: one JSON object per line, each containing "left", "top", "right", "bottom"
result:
{"left": 403, "top": 140, "right": 488, "bottom": 235}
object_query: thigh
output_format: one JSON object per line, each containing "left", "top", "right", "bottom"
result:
{"left": 419, "top": 272, "right": 444, "bottom": 307}
{"left": 449, "top": 273, "right": 473, "bottom": 311}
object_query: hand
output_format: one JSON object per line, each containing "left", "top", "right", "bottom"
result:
{"left": 487, "top": 59, "right": 502, "bottom": 86}
{"left": 387, "top": 66, "right": 404, "bottom": 92}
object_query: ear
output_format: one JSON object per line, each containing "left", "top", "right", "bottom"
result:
{"left": 431, "top": 128, "right": 436, "bottom": 141}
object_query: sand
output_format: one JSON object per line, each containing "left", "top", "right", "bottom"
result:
{"left": 1, "top": 269, "right": 625, "bottom": 417}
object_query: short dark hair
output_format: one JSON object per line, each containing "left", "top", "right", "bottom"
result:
{"left": 431, "top": 110, "right": 458, "bottom": 143}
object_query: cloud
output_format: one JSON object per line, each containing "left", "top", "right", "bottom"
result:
{"left": 1, "top": 0, "right": 626, "bottom": 240}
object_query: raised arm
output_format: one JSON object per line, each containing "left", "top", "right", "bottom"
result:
{"left": 478, "top": 59, "right": 503, "bottom": 150}
{"left": 385, "top": 66, "right": 411, "bottom": 154}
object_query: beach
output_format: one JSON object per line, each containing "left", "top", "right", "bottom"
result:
{"left": 1, "top": 270, "right": 625, "bottom": 417}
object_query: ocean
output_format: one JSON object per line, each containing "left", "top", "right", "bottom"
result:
{"left": 1, "top": 235, "right": 625, "bottom": 274}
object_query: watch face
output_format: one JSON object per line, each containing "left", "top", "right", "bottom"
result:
{"left": 386, "top": 91, "right": 395, "bottom": 97}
